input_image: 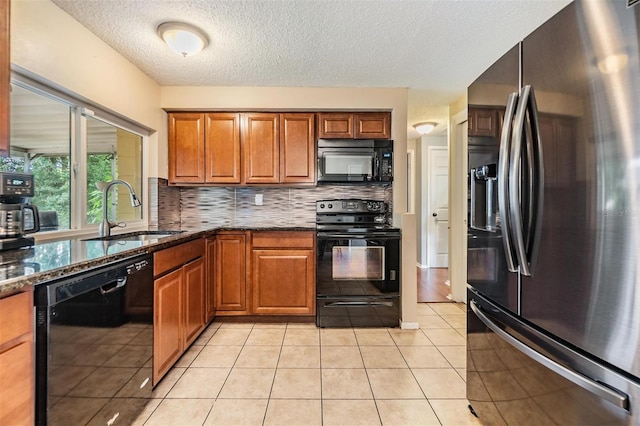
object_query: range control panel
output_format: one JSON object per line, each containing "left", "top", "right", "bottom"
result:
{"left": 316, "top": 199, "right": 387, "bottom": 214}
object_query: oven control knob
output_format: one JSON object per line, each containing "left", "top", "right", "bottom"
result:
{"left": 328, "top": 203, "right": 333, "bottom": 209}
{"left": 320, "top": 203, "right": 325, "bottom": 209}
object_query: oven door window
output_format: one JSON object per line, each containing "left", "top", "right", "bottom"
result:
{"left": 332, "top": 245, "right": 385, "bottom": 280}
{"left": 324, "top": 153, "right": 374, "bottom": 177}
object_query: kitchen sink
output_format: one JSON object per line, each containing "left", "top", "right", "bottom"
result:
{"left": 83, "top": 230, "right": 185, "bottom": 242}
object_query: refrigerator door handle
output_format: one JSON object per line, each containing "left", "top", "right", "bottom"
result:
{"left": 509, "top": 85, "right": 533, "bottom": 276}
{"left": 470, "top": 168, "right": 478, "bottom": 229}
{"left": 469, "top": 300, "right": 630, "bottom": 411}
{"left": 525, "top": 86, "right": 544, "bottom": 274}
{"left": 498, "top": 92, "right": 519, "bottom": 272}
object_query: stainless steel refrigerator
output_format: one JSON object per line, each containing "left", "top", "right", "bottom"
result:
{"left": 467, "top": 1, "right": 640, "bottom": 424}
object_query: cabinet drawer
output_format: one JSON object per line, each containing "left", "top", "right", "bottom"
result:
{"left": 154, "top": 238, "right": 204, "bottom": 277}
{"left": 0, "top": 291, "right": 32, "bottom": 345}
{"left": 252, "top": 231, "right": 315, "bottom": 249}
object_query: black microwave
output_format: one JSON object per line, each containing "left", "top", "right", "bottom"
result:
{"left": 317, "top": 139, "right": 393, "bottom": 184}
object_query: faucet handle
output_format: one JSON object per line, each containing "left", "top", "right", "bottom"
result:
{"left": 114, "top": 222, "right": 127, "bottom": 229}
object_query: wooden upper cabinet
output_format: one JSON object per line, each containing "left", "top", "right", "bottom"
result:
{"left": 354, "top": 112, "right": 391, "bottom": 139}
{"left": 468, "top": 107, "right": 499, "bottom": 138}
{"left": 168, "top": 113, "right": 205, "bottom": 184}
{"left": 0, "top": 0, "right": 9, "bottom": 157}
{"left": 206, "top": 113, "right": 241, "bottom": 184}
{"left": 318, "top": 112, "right": 391, "bottom": 139}
{"left": 318, "top": 113, "right": 354, "bottom": 138}
{"left": 242, "top": 113, "right": 280, "bottom": 184}
{"left": 280, "top": 113, "right": 315, "bottom": 184}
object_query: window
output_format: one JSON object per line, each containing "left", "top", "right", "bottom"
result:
{"left": 6, "top": 80, "right": 146, "bottom": 235}
{"left": 6, "top": 84, "right": 72, "bottom": 230}
{"left": 85, "top": 117, "right": 143, "bottom": 225}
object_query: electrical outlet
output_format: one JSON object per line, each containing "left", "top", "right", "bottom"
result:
{"left": 255, "top": 194, "right": 263, "bottom": 206}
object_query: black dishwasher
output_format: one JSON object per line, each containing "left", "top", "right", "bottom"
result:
{"left": 34, "top": 254, "right": 153, "bottom": 426}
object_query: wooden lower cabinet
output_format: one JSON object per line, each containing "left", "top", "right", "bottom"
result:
{"left": 153, "top": 239, "right": 205, "bottom": 384}
{"left": 205, "top": 237, "right": 216, "bottom": 323}
{"left": 0, "top": 289, "right": 34, "bottom": 426}
{"left": 153, "top": 268, "right": 182, "bottom": 383}
{"left": 215, "top": 232, "right": 248, "bottom": 313}
{"left": 183, "top": 258, "right": 205, "bottom": 346}
{"left": 252, "top": 248, "right": 315, "bottom": 315}
{"left": 214, "top": 230, "right": 316, "bottom": 317}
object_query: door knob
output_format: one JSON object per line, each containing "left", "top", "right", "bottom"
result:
{"left": 432, "top": 212, "right": 438, "bottom": 217}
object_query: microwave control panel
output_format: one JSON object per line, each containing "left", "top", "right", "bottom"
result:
{"left": 380, "top": 152, "right": 393, "bottom": 178}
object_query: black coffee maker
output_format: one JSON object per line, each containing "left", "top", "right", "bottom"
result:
{"left": 0, "top": 172, "right": 40, "bottom": 251}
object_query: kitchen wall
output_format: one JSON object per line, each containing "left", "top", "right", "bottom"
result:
{"left": 162, "top": 88, "right": 420, "bottom": 325}
{"left": 10, "top": 0, "right": 164, "bottom": 179}
{"left": 448, "top": 94, "right": 468, "bottom": 303}
{"left": 150, "top": 179, "right": 392, "bottom": 230}
{"left": 161, "top": 86, "right": 409, "bottom": 214}
{"left": 11, "top": 0, "right": 419, "bottom": 326}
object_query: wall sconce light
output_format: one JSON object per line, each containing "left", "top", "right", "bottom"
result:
{"left": 158, "top": 22, "right": 209, "bottom": 57}
{"left": 413, "top": 122, "right": 437, "bottom": 135}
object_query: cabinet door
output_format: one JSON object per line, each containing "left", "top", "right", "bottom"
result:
{"left": 280, "top": 113, "right": 315, "bottom": 184}
{"left": 354, "top": 112, "right": 391, "bottom": 139}
{"left": 183, "top": 257, "right": 205, "bottom": 347}
{"left": 205, "top": 237, "right": 216, "bottom": 323}
{"left": 468, "top": 108, "right": 498, "bottom": 137}
{"left": 0, "top": 0, "right": 9, "bottom": 156}
{"left": 206, "top": 113, "right": 241, "bottom": 183}
{"left": 215, "top": 234, "right": 247, "bottom": 312}
{"left": 169, "top": 113, "right": 205, "bottom": 184}
{"left": 242, "top": 113, "right": 279, "bottom": 184}
{"left": 153, "top": 268, "right": 183, "bottom": 384}
{"left": 318, "top": 112, "right": 353, "bottom": 139}
{"left": 0, "top": 290, "right": 33, "bottom": 426}
{"left": 252, "top": 249, "right": 315, "bottom": 315}
{"left": 0, "top": 342, "right": 33, "bottom": 426}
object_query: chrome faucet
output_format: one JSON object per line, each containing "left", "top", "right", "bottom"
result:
{"left": 98, "top": 179, "right": 142, "bottom": 237}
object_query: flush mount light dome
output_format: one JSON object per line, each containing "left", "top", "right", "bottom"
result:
{"left": 157, "top": 22, "right": 208, "bottom": 57}
{"left": 413, "top": 122, "right": 437, "bottom": 135}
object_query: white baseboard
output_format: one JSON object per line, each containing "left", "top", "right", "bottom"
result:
{"left": 417, "top": 263, "right": 428, "bottom": 269}
{"left": 400, "top": 321, "right": 420, "bottom": 330}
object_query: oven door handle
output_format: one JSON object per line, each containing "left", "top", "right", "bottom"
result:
{"left": 317, "top": 233, "right": 399, "bottom": 239}
{"left": 324, "top": 301, "right": 395, "bottom": 307}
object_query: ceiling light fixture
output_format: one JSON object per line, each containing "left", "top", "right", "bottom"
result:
{"left": 157, "top": 22, "right": 208, "bottom": 57}
{"left": 413, "top": 122, "right": 437, "bottom": 135}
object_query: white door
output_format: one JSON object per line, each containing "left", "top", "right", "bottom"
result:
{"left": 427, "top": 146, "right": 449, "bottom": 267}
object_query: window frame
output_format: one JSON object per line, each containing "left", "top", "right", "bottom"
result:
{"left": 10, "top": 71, "right": 150, "bottom": 240}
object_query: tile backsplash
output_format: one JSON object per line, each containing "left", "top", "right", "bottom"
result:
{"left": 149, "top": 178, "right": 392, "bottom": 230}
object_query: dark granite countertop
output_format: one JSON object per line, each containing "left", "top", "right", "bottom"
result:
{"left": 0, "top": 226, "right": 316, "bottom": 296}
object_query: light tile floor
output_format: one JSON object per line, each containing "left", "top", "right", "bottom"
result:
{"left": 137, "top": 303, "right": 481, "bottom": 426}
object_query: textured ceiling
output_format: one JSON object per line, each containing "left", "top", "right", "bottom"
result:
{"left": 50, "top": 0, "right": 571, "bottom": 137}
